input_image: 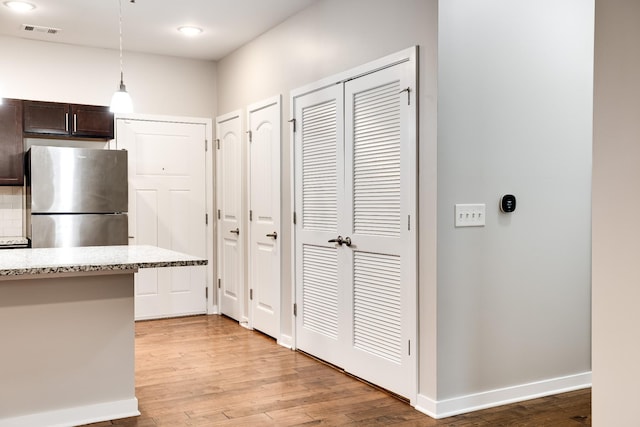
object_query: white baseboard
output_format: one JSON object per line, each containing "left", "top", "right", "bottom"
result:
{"left": 0, "top": 398, "right": 140, "bottom": 427}
{"left": 278, "top": 333, "right": 293, "bottom": 349}
{"left": 415, "top": 371, "right": 591, "bottom": 419}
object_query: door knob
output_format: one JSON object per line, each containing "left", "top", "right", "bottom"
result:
{"left": 266, "top": 231, "right": 278, "bottom": 239}
{"left": 230, "top": 228, "right": 240, "bottom": 235}
{"left": 343, "top": 236, "right": 352, "bottom": 246}
{"left": 328, "top": 236, "right": 344, "bottom": 245}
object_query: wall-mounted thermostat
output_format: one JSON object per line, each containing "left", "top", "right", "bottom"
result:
{"left": 500, "top": 194, "right": 516, "bottom": 213}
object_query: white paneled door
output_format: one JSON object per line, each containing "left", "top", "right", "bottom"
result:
{"left": 293, "top": 52, "right": 417, "bottom": 399}
{"left": 248, "top": 96, "right": 281, "bottom": 339}
{"left": 216, "top": 111, "right": 244, "bottom": 322}
{"left": 116, "top": 119, "right": 207, "bottom": 320}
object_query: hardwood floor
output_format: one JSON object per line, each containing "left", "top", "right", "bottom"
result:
{"left": 86, "top": 315, "right": 591, "bottom": 426}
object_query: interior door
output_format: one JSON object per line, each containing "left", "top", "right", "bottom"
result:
{"left": 216, "top": 111, "right": 244, "bottom": 322}
{"left": 294, "top": 84, "right": 347, "bottom": 366}
{"left": 293, "top": 57, "right": 416, "bottom": 399}
{"left": 342, "top": 62, "right": 416, "bottom": 398}
{"left": 116, "top": 118, "right": 207, "bottom": 320}
{"left": 248, "top": 96, "right": 281, "bottom": 339}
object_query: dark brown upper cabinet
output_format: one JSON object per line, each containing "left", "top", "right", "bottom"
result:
{"left": 23, "top": 101, "right": 114, "bottom": 140}
{"left": 0, "top": 99, "right": 24, "bottom": 186}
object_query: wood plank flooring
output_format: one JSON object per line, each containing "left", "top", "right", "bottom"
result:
{"left": 86, "top": 315, "right": 591, "bottom": 426}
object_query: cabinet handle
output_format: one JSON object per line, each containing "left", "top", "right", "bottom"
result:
{"left": 65, "top": 113, "right": 69, "bottom": 132}
{"left": 73, "top": 114, "right": 77, "bottom": 133}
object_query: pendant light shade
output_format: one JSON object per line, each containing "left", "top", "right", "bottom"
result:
{"left": 110, "top": 0, "right": 133, "bottom": 113}
{"left": 110, "top": 72, "right": 132, "bottom": 113}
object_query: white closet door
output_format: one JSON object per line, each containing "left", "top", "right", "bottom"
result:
{"left": 294, "top": 51, "right": 417, "bottom": 400}
{"left": 216, "top": 111, "right": 244, "bottom": 322}
{"left": 248, "top": 96, "right": 281, "bottom": 339}
{"left": 343, "top": 61, "right": 416, "bottom": 398}
{"left": 294, "top": 84, "right": 348, "bottom": 366}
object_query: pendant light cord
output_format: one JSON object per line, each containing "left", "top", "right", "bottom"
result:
{"left": 110, "top": 0, "right": 132, "bottom": 112}
{"left": 118, "top": 0, "right": 124, "bottom": 86}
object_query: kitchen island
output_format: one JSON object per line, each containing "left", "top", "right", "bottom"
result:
{"left": 0, "top": 245, "right": 207, "bottom": 427}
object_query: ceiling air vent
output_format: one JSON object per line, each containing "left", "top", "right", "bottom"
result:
{"left": 22, "top": 24, "right": 61, "bottom": 35}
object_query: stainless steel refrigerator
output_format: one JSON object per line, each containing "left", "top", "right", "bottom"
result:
{"left": 26, "top": 145, "right": 128, "bottom": 248}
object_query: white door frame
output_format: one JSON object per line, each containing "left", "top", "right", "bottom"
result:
{"left": 289, "top": 46, "right": 418, "bottom": 402}
{"left": 114, "top": 113, "right": 215, "bottom": 315}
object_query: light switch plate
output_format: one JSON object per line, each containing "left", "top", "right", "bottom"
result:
{"left": 455, "top": 204, "right": 486, "bottom": 227}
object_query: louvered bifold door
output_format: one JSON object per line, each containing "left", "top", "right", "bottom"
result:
{"left": 294, "top": 84, "right": 349, "bottom": 368}
{"left": 342, "top": 61, "right": 416, "bottom": 399}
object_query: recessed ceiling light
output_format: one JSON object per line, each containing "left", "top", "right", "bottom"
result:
{"left": 177, "top": 26, "right": 203, "bottom": 37}
{"left": 4, "top": 1, "right": 36, "bottom": 12}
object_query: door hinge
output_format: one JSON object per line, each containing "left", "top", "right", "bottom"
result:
{"left": 288, "top": 118, "right": 296, "bottom": 132}
{"left": 216, "top": 138, "right": 220, "bottom": 149}
{"left": 293, "top": 303, "right": 297, "bottom": 316}
{"left": 408, "top": 340, "right": 411, "bottom": 356}
{"left": 249, "top": 210, "right": 253, "bottom": 221}
{"left": 249, "top": 289, "right": 253, "bottom": 300}
{"left": 293, "top": 211, "right": 297, "bottom": 225}
{"left": 206, "top": 287, "right": 209, "bottom": 299}
{"left": 217, "top": 209, "right": 221, "bottom": 220}
{"left": 246, "top": 130, "right": 252, "bottom": 143}
{"left": 205, "top": 213, "right": 209, "bottom": 225}
{"left": 218, "top": 278, "right": 221, "bottom": 289}
{"left": 205, "top": 139, "right": 208, "bottom": 152}
{"left": 400, "top": 87, "right": 411, "bottom": 105}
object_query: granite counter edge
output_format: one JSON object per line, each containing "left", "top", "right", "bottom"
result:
{"left": 0, "top": 259, "right": 207, "bottom": 277}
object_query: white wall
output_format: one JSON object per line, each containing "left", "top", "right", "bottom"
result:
{"left": 592, "top": 0, "right": 640, "bottom": 423}
{"left": 0, "top": 36, "right": 216, "bottom": 118}
{"left": 437, "top": 0, "right": 593, "bottom": 402}
{"left": 216, "top": 0, "right": 438, "bottom": 395}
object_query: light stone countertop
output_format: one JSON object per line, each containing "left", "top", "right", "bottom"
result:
{"left": 0, "top": 236, "right": 29, "bottom": 247}
{"left": 0, "top": 245, "right": 207, "bottom": 277}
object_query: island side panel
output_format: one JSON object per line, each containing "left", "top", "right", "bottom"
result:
{"left": 0, "top": 272, "right": 138, "bottom": 426}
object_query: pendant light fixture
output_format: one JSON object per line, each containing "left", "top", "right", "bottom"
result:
{"left": 110, "top": 0, "right": 133, "bottom": 113}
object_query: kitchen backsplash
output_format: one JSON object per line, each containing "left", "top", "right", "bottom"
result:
{"left": 0, "top": 187, "right": 23, "bottom": 237}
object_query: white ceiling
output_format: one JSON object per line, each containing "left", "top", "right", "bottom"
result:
{"left": 0, "top": 0, "right": 318, "bottom": 60}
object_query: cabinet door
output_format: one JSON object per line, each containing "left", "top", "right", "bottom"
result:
{"left": 23, "top": 101, "right": 69, "bottom": 136}
{"left": 71, "top": 104, "right": 114, "bottom": 139}
{"left": 0, "top": 99, "right": 24, "bottom": 186}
